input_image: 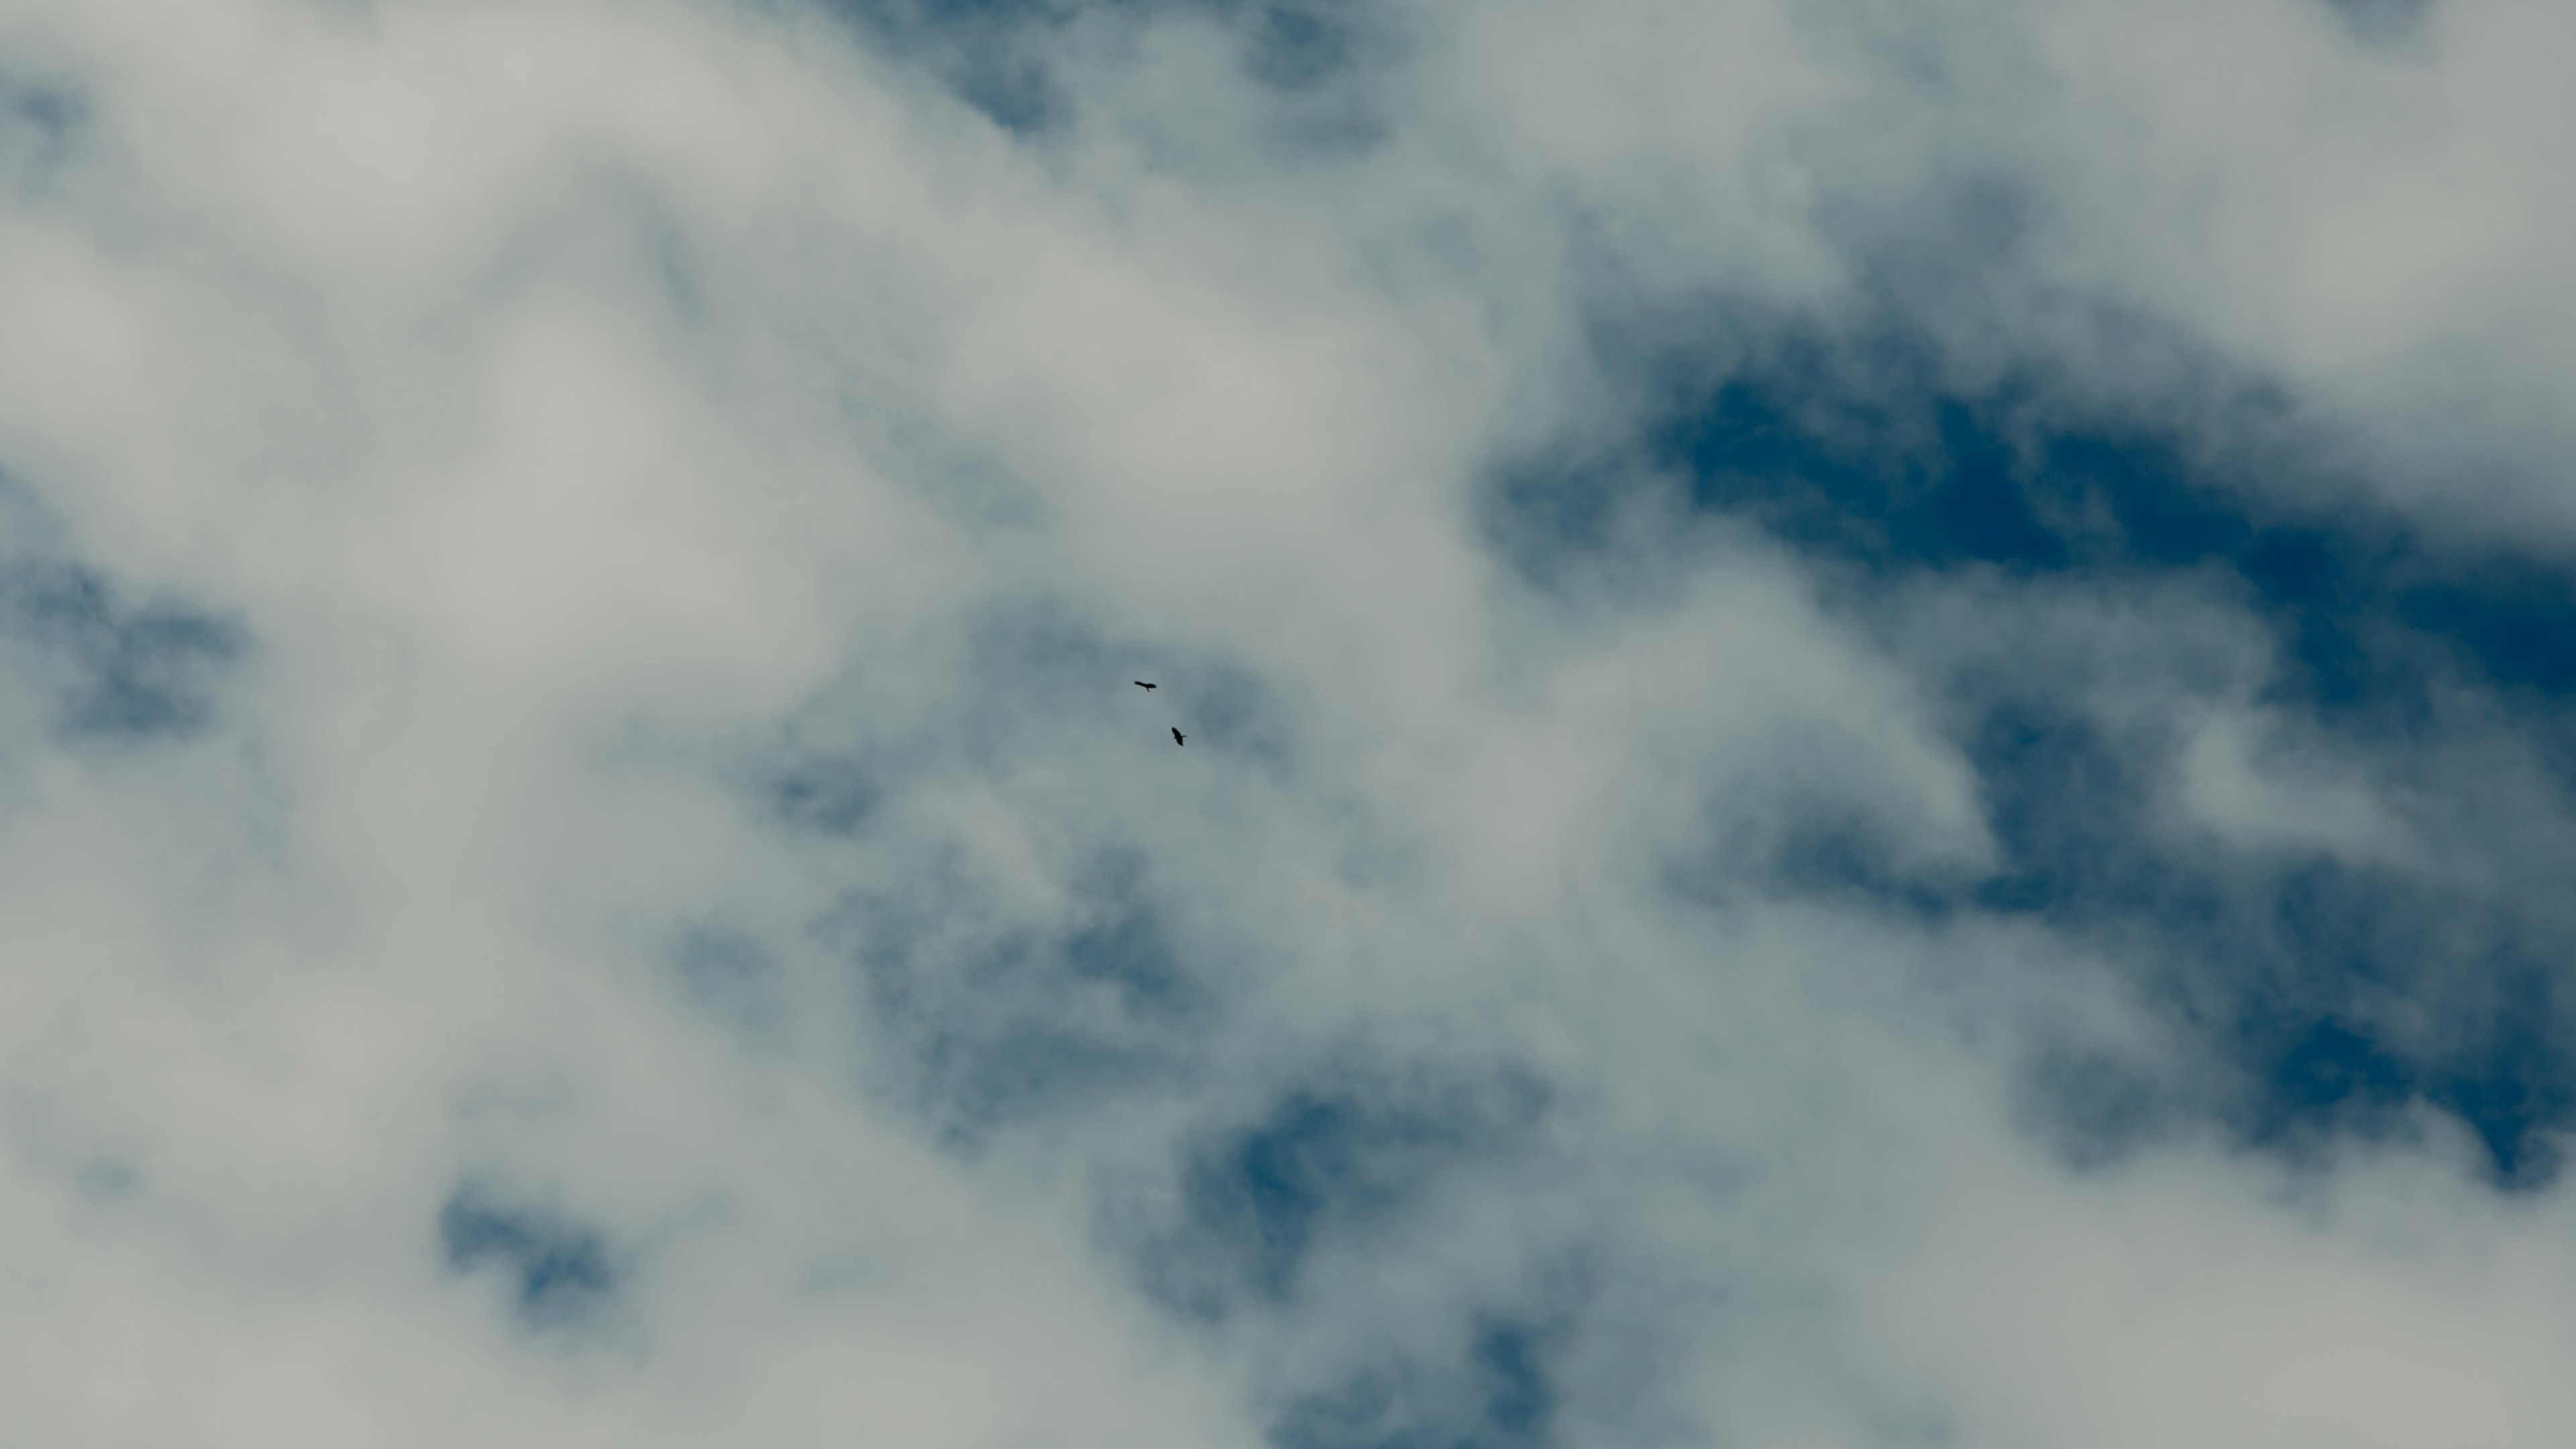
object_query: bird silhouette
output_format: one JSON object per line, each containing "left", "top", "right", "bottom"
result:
{"left": 1172, "top": 728, "right": 1185, "bottom": 746}
{"left": 1134, "top": 681, "right": 1157, "bottom": 691}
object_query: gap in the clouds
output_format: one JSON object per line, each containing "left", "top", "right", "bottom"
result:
{"left": 0, "top": 73, "right": 84, "bottom": 176}
{"left": 948, "top": 596, "right": 1303, "bottom": 775}
{"left": 1967, "top": 695, "right": 2575, "bottom": 1187}
{"left": 2324, "top": 0, "right": 2434, "bottom": 45}
{"left": 437, "top": 1186, "right": 622, "bottom": 1331}
{"left": 749, "top": 594, "right": 1301, "bottom": 843}
{"left": 1492, "top": 323, "right": 2576, "bottom": 1189}
{"left": 810, "top": 0, "right": 1067, "bottom": 134}
{"left": 1137, "top": 1062, "right": 1550, "bottom": 1317}
{"left": 1657, "top": 347, "right": 2576, "bottom": 740}
{"left": 818, "top": 842, "right": 1214, "bottom": 1148}
{"left": 2237, "top": 966, "right": 2572, "bottom": 1185}
{"left": 1232, "top": 0, "right": 1375, "bottom": 93}
{"left": 803, "top": 0, "right": 1394, "bottom": 142}
{"left": 1961, "top": 668, "right": 2576, "bottom": 1189}
{"left": 1269, "top": 1303, "right": 1572, "bottom": 1449}
{"left": 756, "top": 596, "right": 1309, "bottom": 1144}
{"left": 13, "top": 566, "right": 248, "bottom": 745}
{"left": 768, "top": 753, "right": 883, "bottom": 836}
{"left": 1, "top": 482, "right": 249, "bottom": 749}
{"left": 674, "top": 922, "right": 792, "bottom": 1041}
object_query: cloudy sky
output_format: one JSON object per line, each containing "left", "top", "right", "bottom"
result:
{"left": 5, "top": 0, "right": 2576, "bottom": 1443}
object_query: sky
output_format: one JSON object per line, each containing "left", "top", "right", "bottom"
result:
{"left": 2, "top": 0, "right": 2575, "bottom": 1444}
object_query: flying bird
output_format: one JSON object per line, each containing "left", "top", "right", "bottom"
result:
{"left": 1172, "top": 728, "right": 1185, "bottom": 747}
{"left": 1134, "top": 681, "right": 1157, "bottom": 691}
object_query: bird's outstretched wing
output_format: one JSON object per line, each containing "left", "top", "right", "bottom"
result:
{"left": 1134, "top": 681, "right": 1157, "bottom": 690}
{"left": 1172, "top": 728, "right": 1185, "bottom": 746}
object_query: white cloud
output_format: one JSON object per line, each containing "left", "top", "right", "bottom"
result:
{"left": 2175, "top": 702, "right": 2418, "bottom": 865}
{"left": 2, "top": 0, "right": 2574, "bottom": 1445}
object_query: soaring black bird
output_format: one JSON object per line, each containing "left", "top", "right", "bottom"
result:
{"left": 1172, "top": 728, "right": 1185, "bottom": 747}
{"left": 1134, "top": 681, "right": 1157, "bottom": 691}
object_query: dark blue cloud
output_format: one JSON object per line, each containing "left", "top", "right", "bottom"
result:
{"left": 437, "top": 1186, "right": 621, "bottom": 1330}
{"left": 1490, "top": 321, "right": 2576, "bottom": 1187}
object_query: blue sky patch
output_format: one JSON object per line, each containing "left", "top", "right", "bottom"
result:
{"left": 1491, "top": 323, "right": 2576, "bottom": 1188}
{"left": 2323, "top": 0, "right": 2432, "bottom": 43}
{"left": 2, "top": 75, "right": 80, "bottom": 150}
{"left": 3, "top": 545, "right": 247, "bottom": 749}
{"left": 674, "top": 922, "right": 790, "bottom": 1040}
{"left": 766, "top": 754, "right": 881, "bottom": 837}
{"left": 821, "top": 843, "right": 1211, "bottom": 1146}
{"left": 816, "top": 0, "right": 1067, "bottom": 135}
{"left": 1142, "top": 1064, "right": 1550, "bottom": 1315}
{"left": 437, "top": 1186, "right": 621, "bottom": 1330}
{"left": 810, "top": 0, "right": 1392, "bottom": 139}
{"left": 1269, "top": 1309, "right": 1568, "bottom": 1449}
